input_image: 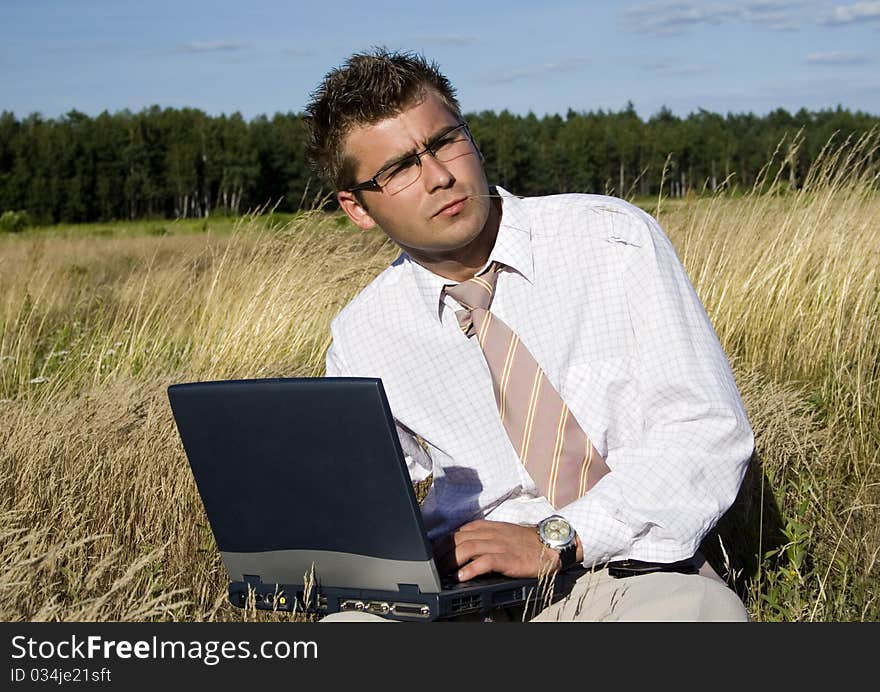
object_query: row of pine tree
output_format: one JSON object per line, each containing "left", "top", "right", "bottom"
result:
{"left": 0, "top": 104, "right": 877, "bottom": 225}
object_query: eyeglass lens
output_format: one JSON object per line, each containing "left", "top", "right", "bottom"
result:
{"left": 377, "top": 127, "right": 474, "bottom": 194}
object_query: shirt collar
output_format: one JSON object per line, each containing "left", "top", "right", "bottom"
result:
{"left": 407, "top": 185, "right": 535, "bottom": 322}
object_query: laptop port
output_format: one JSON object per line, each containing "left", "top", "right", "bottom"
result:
{"left": 260, "top": 592, "right": 290, "bottom": 610}
{"left": 340, "top": 599, "right": 365, "bottom": 612}
{"left": 390, "top": 602, "right": 431, "bottom": 619}
{"left": 365, "top": 601, "right": 390, "bottom": 615}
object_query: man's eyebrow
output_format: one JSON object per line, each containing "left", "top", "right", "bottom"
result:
{"left": 375, "top": 122, "right": 462, "bottom": 173}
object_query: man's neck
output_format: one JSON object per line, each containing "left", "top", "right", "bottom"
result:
{"left": 409, "top": 196, "right": 502, "bottom": 283}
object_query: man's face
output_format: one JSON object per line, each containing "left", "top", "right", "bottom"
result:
{"left": 336, "top": 89, "right": 495, "bottom": 275}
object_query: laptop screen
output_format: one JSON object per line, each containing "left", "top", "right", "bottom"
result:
{"left": 168, "top": 377, "right": 433, "bottom": 563}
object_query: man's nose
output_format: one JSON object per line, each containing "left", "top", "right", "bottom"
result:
{"left": 420, "top": 153, "right": 455, "bottom": 191}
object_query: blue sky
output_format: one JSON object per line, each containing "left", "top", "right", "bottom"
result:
{"left": 2, "top": 0, "right": 879, "bottom": 121}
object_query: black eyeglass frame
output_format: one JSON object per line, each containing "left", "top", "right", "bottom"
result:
{"left": 345, "top": 122, "right": 474, "bottom": 194}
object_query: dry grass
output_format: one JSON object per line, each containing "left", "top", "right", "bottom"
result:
{"left": 0, "top": 215, "right": 397, "bottom": 621}
{"left": 662, "top": 131, "right": 880, "bottom": 620}
{"left": 1, "top": 134, "right": 877, "bottom": 621}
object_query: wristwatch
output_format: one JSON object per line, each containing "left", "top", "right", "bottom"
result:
{"left": 537, "top": 515, "right": 578, "bottom": 571}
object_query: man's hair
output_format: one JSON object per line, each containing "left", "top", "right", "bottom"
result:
{"left": 303, "top": 48, "right": 462, "bottom": 191}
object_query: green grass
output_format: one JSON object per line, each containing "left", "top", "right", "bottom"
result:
{"left": 14, "top": 211, "right": 342, "bottom": 239}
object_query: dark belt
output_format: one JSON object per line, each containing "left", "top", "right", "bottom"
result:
{"left": 605, "top": 556, "right": 699, "bottom": 579}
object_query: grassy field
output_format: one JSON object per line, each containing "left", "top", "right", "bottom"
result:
{"left": 1, "top": 136, "right": 878, "bottom": 622}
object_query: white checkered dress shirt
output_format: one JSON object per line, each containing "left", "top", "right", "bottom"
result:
{"left": 325, "top": 187, "right": 754, "bottom": 566}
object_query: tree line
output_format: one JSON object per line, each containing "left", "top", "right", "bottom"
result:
{"left": 0, "top": 104, "right": 877, "bottom": 225}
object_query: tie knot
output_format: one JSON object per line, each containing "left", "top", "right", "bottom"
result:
{"left": 444, "top": 262, "right": 502, "bottom": 312}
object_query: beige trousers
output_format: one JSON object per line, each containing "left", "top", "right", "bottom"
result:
{"left": 320, "top": 556, "right": 749, "bottom": 623}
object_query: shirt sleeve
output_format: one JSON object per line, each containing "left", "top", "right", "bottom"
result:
{"left": 325, "top": 323, "right": 433, "bottom": 483}
{"left": 561, "top": 206, "right": 754, "bottom": 566}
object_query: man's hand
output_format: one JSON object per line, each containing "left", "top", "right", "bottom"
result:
{"left": 432, "top": 519, "right": 577, "bottom": 582}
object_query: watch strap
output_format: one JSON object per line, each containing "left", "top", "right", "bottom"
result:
{"left": 558, "top": 542, "right": 578, "bottom": 571}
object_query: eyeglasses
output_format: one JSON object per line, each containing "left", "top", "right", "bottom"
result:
{"left": 347, "top": 123, "right": 475, "bottom": 195}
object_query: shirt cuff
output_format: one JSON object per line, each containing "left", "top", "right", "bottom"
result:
{"left": 559, "top": 498, "right": 637, "bottom": 568}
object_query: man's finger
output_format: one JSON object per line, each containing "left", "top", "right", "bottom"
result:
{"left": 436, "top": 538, "right": 502, "bottom": 576}
{"left": 456, "top": 553, "right": 499, "bottom": 582}
{"left": 435, "top": 527, "right": 501, "bottom": 558}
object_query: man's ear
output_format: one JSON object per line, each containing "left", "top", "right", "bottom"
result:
{"left": 337, "top": 190, "right": 378, "bottom": 231}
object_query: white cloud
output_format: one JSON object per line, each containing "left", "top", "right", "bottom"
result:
{"left": 745, "top": 0, "right": 809, "bottom": 29}
{"left": 820, "top": 1, "right": 880, "bottom": 25}
{"left": 173, "top": 41, "right": 250, "bottom": 54}
{"left": 624, "top": 2, "right": 739, "bottom": 35}
{"left": 806, "top": 50, "right": 871, "bottom": 64}
{"left": 623, "top": 0, "right": 807, "bottom": 34}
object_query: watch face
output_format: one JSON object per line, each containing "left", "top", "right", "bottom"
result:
{"left": 544, "top": 518, "right": 571, "bottom": 541}
{"left": 541, "top": 517, "right": 572, "bottom": 546}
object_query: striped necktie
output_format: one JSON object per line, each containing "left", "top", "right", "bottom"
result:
{"left": 444, "top": 262, "right": 610, "bottom": 508}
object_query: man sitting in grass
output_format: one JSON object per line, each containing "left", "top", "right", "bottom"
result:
{"left": 304, "top": 48, "right": 754, "bottom": 621}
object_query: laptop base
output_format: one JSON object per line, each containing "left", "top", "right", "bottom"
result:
{"left": 228, "top": 575, "right": 543, "bottom": 622}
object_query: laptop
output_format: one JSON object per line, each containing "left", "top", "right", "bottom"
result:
{"left": 167, "top": 377, "right": 546, "bottom": 621}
